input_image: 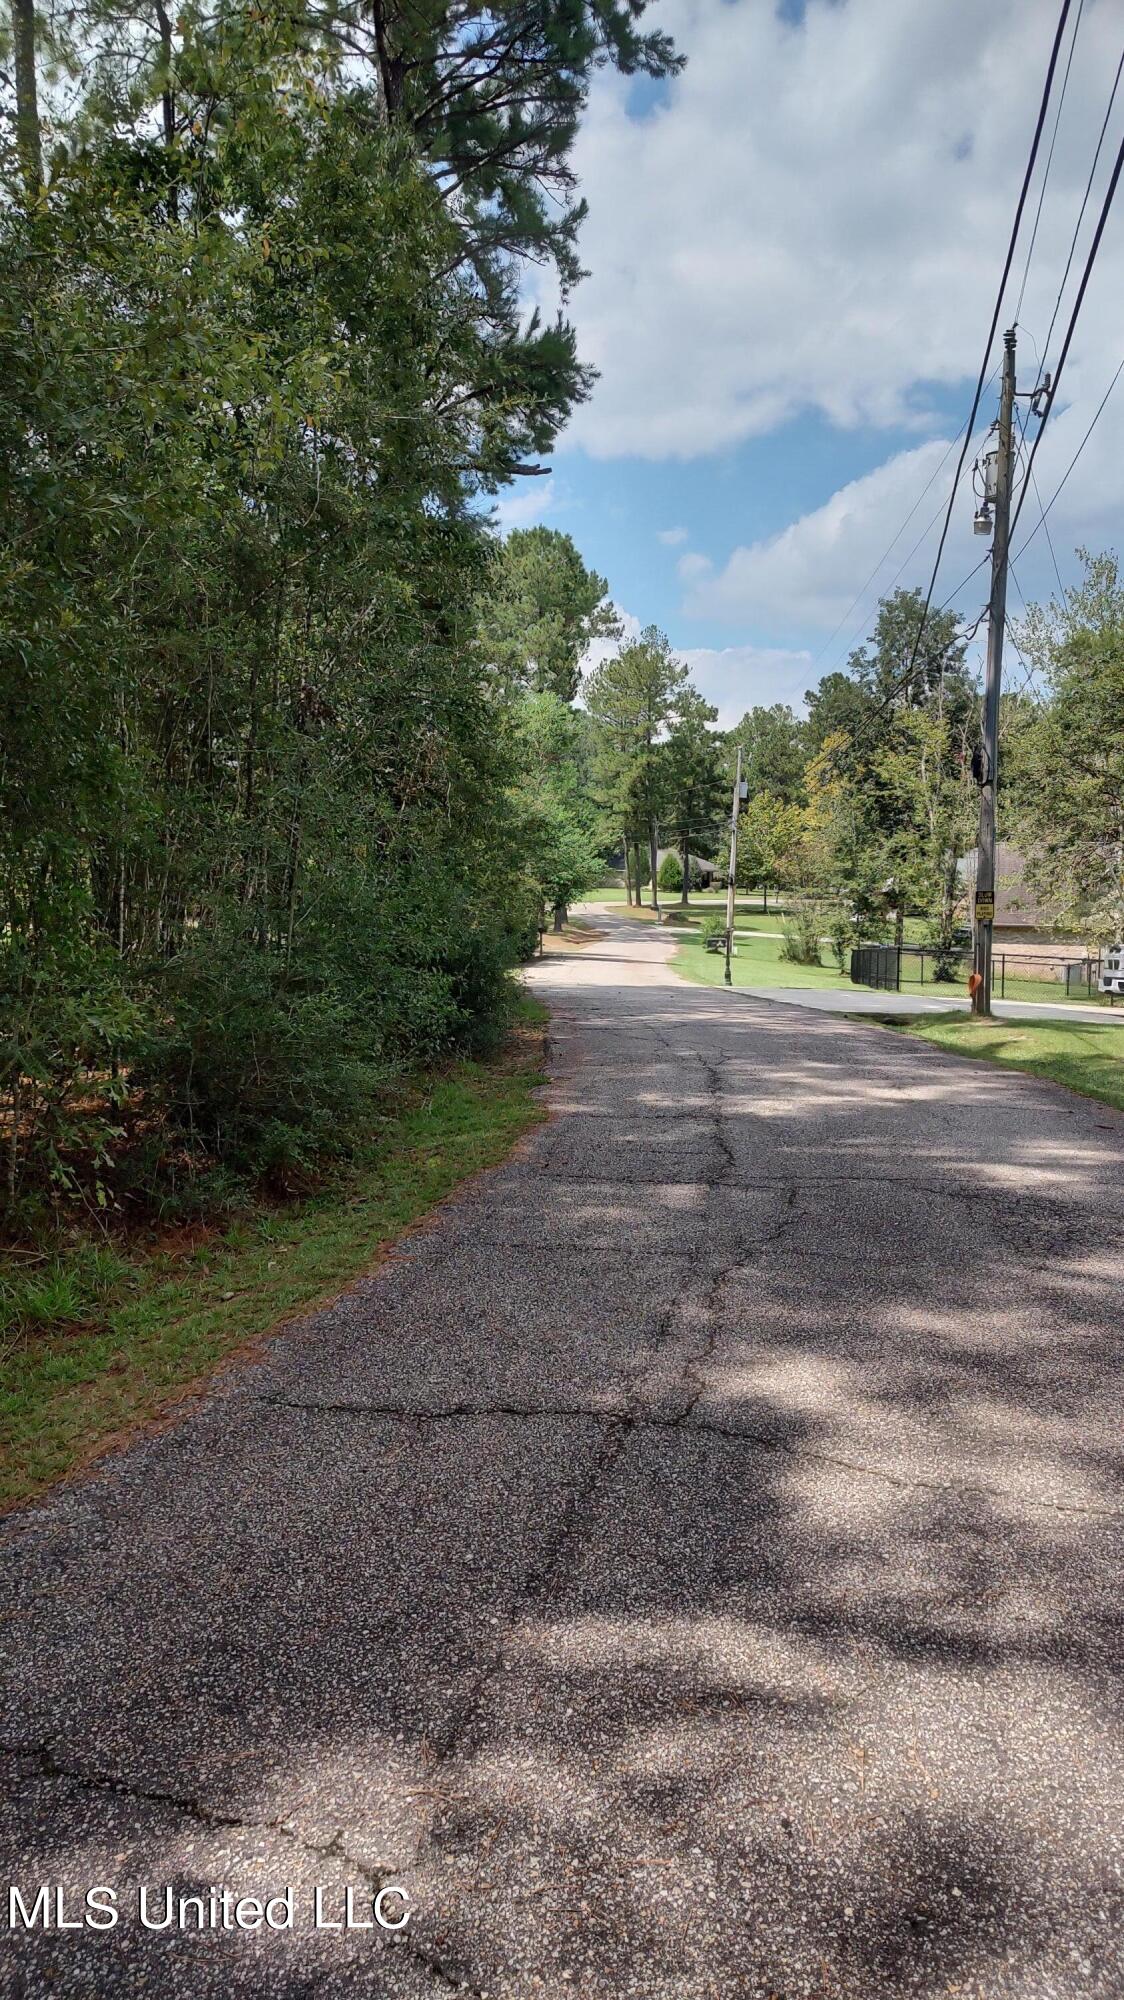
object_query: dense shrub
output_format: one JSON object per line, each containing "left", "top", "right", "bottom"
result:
{"left": 780, "top": 903, "right": 823, "bottom": 966}
{"left": 827, "top": 910, "right": 860, "bottom": 973}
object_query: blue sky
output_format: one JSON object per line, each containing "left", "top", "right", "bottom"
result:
{"left": 525, "top": 387, "right": 970, "bottom": 650}
{"left": 502, "top": 0, "right": 1124, "bottom": 723}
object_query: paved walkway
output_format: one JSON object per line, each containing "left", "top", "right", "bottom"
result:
{"left": 2, "top": 912, "right": 1123, "bottom": 1997}
{"left": 736, "top": 982, "right": 1124, "bottom": 1024}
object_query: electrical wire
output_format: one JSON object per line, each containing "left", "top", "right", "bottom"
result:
{"left": 1014, "top": 402, "right": 1066, "bottom": 596}
{"left": 1009, "top": 122, "right": 1124, "bottom": 544}
{"left": 1040, "top": 42, "right": 1124, "bottom": 369}
{"left": 935, "top": 551, "right": 991, "bottom": 614}
{"left": 1014, "top": 0, "right": 1085, "bottom": 322}
{"left": 809, "top": 400, "right": 1002, "bottom": 694}
{"left": 898, "top": 0, "right": 1074, "bottom": 694}
{"left": 1012, "top": 351, "right": 1124, "bottom": 565}
{"left": 800, "top": 426, "right": 973, "bottom": 683}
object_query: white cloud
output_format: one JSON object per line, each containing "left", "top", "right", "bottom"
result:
{"left": 678, "top": 644, "right": 814, "bottom": 727}
{"left": 493, "top": 478, "right": 555, "bottom": 532}
{"left": 657, "top": 526, "right": 690, "bottom": 545}
{"left": 687, "top": 437, "right": 963, "bottom": 630}
{"left": 579, "top": 610, "right": 813, "bottom": 723}
{"left": 677, "top": 550, "right": 713, "bottom": 582}
{"left": 535, "top": 0, "right": 1124, "bottom": 474}
{"left": 686, "top": 384, "right": 1124, "bottom": 642}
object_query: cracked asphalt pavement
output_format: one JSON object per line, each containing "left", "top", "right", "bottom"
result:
{"left": 3, "top": 907, "right": 1124, "bottom": 1998}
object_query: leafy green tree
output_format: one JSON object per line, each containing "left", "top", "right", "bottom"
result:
{"left": 847, "top": 588, "right": 970, "bottom": 716}
{"left": 729, "top": 703, "right": 807, "bottom": 803}
{"left": 661, "top": 688, "right": 725, "bottom": 903}
{"left": 803, "top": 671, "right": 878, "bottom": 772}
{"left": 0, "top": 13, "right": 548, "bottom": 1216}
{"left": 736, "top": 794, "right": 807, "bottom": 907}
{"left": 303, "top": 0, "right": 682, "bottom": 298}
{"left": 52, "top": 0, "right": 680, "bottom": 475}
{"left": 1013, "top": 552, "right": 1124, "bottom": 940}
{"left": 800, "top": 588, "right": 975, "bottom": 945}
{"left": 872, "top": 710, "right": 976, "bottom": 962}
{"left": 529, "top": 799, "right": 603, "bottom": 931}
{"left": 585, "top": 627, "right": 687, "bottom": 916}
{"left": 511, "top": 691, "right": 602, "bottom": 930}
{"left": 480, "top": 528, "right": 617, "bottom": 700}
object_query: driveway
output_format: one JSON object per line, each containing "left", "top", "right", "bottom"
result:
{"left": 2, "top": 910, "right": 1123, "bottom": 1997}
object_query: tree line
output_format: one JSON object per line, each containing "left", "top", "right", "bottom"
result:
{"left": 3, "top": 0, "right": 1120, "bottom": 1230}
{"left": 514, "top": 564, "right": 1124, "bottom": 978}
{"left": 0, "top": 0, "right": 678, "bottom": 1225}
{"left": 724, "top": 563, "right": 1124, "bottom": 966}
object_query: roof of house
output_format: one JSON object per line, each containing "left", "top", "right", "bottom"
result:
{"left": 958, "top": 843, "right": 1049, "bottom": 927}
{"left": 656, "top": 848, "right": 718, "bottom": 872}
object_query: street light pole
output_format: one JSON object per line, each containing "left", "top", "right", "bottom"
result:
{"left": 972, "top": 326, "right": 1016, "bottom": 1017}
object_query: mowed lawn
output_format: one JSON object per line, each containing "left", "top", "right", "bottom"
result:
{"left": 672, "top": 925, "right": 852, "bottom": 991}
{"left": 883, "top": 1013, "right": 1124, "bottom": 1115}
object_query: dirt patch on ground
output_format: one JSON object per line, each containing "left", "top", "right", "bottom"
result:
{"left": 538, "top": 918, "right": 606, "bottom": 954}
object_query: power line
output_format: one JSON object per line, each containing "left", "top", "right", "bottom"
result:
{"left": 1009, "top": 120, "right": 1124, "bottom": 545}
{"left": 814, "top": 413, "right": 997, "bottom": 684}
{"left": 1040, "top": 42, "right": 1124, "bottom": 368}
{"left": 900, "top": 0, "right": 1074, "bottom": 689}
{"left": 1014, "top": 402, "right": 1066, "bottom": 596}
{"left": 1012, "top": 350, "right": 1124, "bottom": 565}
{"left": 935, "top": 550, "right": 991, "bottom": 614}
{"left": 801, "top": 428, "right": 970, "bottom": 682}
{"left": 1014, "top": 0, "right": 1085, "bottom": 322}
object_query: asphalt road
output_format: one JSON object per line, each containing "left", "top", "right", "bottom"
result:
{"left": 3, "top": 910, "right": 1123, "bottom": 1999}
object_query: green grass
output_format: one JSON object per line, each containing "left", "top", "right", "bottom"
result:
{"left": 670, "top": 918, "right": 1117, "bottom": 1010}
{"left": 881, "top": 1012, "right": 1124, "bottom": 1113}
{"left": 579, "top": 889, "right": 800, "bottom": 920}
{"left": 0, "top": 997, "right": 548, "bottom": 1513}
{"left": 672, "top": 927, "right": 851, "bottom": 991}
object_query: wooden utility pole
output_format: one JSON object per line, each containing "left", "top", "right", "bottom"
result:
{"left": 972, "top": 327, "right": 1016, "bottom": 1016}
{"left": 13, "top": 0, "right": 42, "bottom": 202}
{"left": 724, "top": 748, "right": 744, "bottom": 988}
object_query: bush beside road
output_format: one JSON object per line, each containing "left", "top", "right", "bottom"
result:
{"left": 0, "top": 999, "right": 547, "bottom": 1513}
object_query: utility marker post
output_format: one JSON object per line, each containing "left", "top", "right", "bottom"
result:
{"left": 972, "top": 326, "right": 1016, "bottom": 1017}
{"left": 724, "top": 749, "right": 745, "bottom": 988}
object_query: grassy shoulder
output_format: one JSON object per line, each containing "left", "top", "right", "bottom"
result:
{"left": 880, "top": 1012, "right": 1124, "bottom": 1114}
{"left": 0, "top": 995, "right": 548, "bottom": 1514}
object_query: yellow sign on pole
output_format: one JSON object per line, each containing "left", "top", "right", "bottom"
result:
{"left": 975, "top": 890, "right": 995, "bottom": 922}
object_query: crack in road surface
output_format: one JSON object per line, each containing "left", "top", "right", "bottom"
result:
{"left": 256, "top": 1397, "right": 1124, "bottom": 1517}
{"left": 2, "top": 905, "right": 1123, "bottom": 1998}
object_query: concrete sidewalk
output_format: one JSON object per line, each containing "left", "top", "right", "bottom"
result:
{"left": 737, "top": 982, "right": 1124, "bottom": 1024}
{"left": 2, "top": 909, "right": 1122, "bottom": 1997}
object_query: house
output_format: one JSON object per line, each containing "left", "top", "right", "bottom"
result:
{"left": 655, "top": 848, "right": 721, "bottom": 886}
{"left": 958, "top": 842, "right": 1050, "bottom": 931}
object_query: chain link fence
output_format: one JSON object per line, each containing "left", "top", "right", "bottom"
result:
{"left": 851, "top": 944, "right": 1113, "bottom": 1006}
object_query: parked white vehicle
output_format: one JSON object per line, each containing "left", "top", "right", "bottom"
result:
{"left": 1101, "top": 944, "right": 1124, "bottom": 995}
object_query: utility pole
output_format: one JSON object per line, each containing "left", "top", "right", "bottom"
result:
{"left": 972, "top": 326, "right": 1016, "bottom": 1017}
{"left": 724, "top": 749, "right": 746, "bottom": 988}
